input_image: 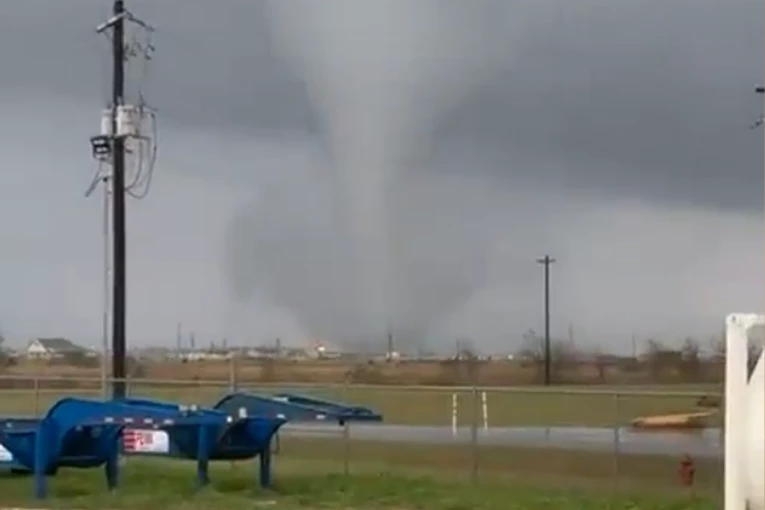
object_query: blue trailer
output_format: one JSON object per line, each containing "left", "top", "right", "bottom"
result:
{"left": 0, "top": 392, "right": 382, "bottom": 500}
{"left": 0, "top": 398, "right": 284, "bottom": 499}
{"left": 213, "top": 392, "right": 383, "bottom": 425}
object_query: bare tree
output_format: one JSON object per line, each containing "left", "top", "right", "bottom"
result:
{"left": 455, "top": 338, "right": 478, "bottom": 362}
{"left": 679, "top": 337, "right": 702, "bottom": 381}
{"left": 711, "top": 336, "right": 725, "bottom": 362}
{"left": 0, "top": 326, "right": 13, "bottom": 372}
{"left": 519, "top": 329, "right": 578, "bottom": 383}
{"left": 644, "top": 339, "right": 681, "bottom": 382}
{"left": 590, "top": 348, "right": 610, "bottom": 383}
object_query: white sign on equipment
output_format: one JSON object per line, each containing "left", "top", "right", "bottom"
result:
{"left": 123, "top": 429, "right": 170, "bottom": 454}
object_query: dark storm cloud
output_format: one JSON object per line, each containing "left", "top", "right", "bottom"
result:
{"left": 0, "top": 0, "right": 760, "bottom": 211}
{"left": 0, "top": 0, "right": 761, "bottom": 349}
{"left": 0, "top": 0, "right": 317, "bottom": 133}
{"left": 432, "top": 0, "right": 764, "bottom": 211}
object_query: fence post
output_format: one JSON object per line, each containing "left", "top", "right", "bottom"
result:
{"left": 342, "top": 376, "right": 350, "bottom": 476}
{"left": 341, "top": 376, "right": 349, "bottom": 401}
{"left": 719, "top": 398, "right": 725, "bottom": 499}
{"left": 451, "top": 393, "right": 458, "bottom": 436}
{"left": 342, "top": 420, "right": 350, "bottom": 476}
{"left": 612, "top": 391, "right": 621, "bottom": 491}
{"left": 101, "top": 359, "right": 108, "bottom": 400}
{"left": 228, "top": 354, "right": 237, "bottom": 393}
{"left": 273, "top": 430, "right": 281, "bottom": 455}
{"left": 470, "top": 384, "right": 479, "bottom": 484}
{"left": 481, "top": 391, "right": 488, "bottom": 430}
{"left": 33, "top": 376, "right": 40, "bottom": 417}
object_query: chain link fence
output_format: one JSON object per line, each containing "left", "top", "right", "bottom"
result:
{"left": 0, "top": 374, "right": 723, "bottom": 499}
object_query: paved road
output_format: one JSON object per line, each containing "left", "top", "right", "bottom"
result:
{"left": 282, "top": 423, "right": 722, "bottom": 458}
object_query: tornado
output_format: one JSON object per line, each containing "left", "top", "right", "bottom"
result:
{"left": 225, "top": 0, "right": 540, "bottom": 347}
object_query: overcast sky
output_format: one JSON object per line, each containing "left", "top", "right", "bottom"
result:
{"left": 0, "top": 0, "right": 761, "bottom": 354}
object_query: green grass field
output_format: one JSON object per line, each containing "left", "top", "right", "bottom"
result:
{"left": 0, "top": 438, "right": 720, "bottom": 510}
{"left": 0, "top": 379, "right": 724, "bottom": 509}
{"left": 0, "top": 381, "right": 721, "bottom": 427}
{"left": 276, "top": 436, "right": 721, "bottom": 492}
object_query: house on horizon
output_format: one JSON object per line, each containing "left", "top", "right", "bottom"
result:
{"left": 25, "top": 338, "right": 93, "bottom": 359}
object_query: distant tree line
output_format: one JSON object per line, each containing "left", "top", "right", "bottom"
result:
{"left": 513, "top": 328, "right": 762, "bottom": 385}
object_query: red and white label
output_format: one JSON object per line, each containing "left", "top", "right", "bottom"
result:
{"left": 123, "top": 429, "right": 169, "bottom": 453}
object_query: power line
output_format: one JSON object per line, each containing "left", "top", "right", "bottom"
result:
{"left": 751, "top": 86, "right": 764, "bottom": 129}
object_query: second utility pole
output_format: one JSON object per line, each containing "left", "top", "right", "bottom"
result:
{"left": 536, "top": 255, "right": 556, "bottom": 386}
{"left": 111, "top": 0, "right": 127, "bottom": 400}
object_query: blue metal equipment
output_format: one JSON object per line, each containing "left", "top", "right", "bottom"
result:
{"left": 0, "top": 392, "right": 381, "bottom": 500}
{"left": 118, "top": 397, "right": 284, "bottom": 487}
{"left": 213, "top": 392, "right": 383, "bottom": 425}
{"left": 0, "top": 398, "right": 285, "bottom": 499}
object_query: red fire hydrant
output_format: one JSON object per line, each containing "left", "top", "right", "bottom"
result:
{"left": 678, "top": 454, "right": 696, "bottom": 487}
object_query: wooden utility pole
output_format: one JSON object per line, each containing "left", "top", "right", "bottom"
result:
{"left": 109, "top": 0, "right": 127, "bottom": 400}
{"left": 92, "top": 0, "right": 154, "bottom": 399}
{"left": 536, "top": 255, "right": 556, "bottom": 386}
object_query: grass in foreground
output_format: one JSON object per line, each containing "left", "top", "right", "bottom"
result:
{"left": 0, "top": 457, "right": 718, "bottom": 510}
{"left": 277, "top": 436, "right": 722, "bottom": 494}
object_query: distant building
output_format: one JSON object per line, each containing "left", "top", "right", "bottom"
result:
{"left": 127, "top": 344, "right": 315, "bottom": 362}
{"left": 26, "top": 338, "right": 92, "bottom": 359}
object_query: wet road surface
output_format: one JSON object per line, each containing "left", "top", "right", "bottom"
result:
{"left": 282, "top": 423, "right": 722, "bottom": 458}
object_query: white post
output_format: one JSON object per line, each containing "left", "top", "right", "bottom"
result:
{"left": 451, "top": 393, "right": 458, "bottom": 436}
{"left": 724, "top": 313, "right": 765, "bottom": 510}
{"left": 481, "top": 391, "right": 488, "bottom": 430}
